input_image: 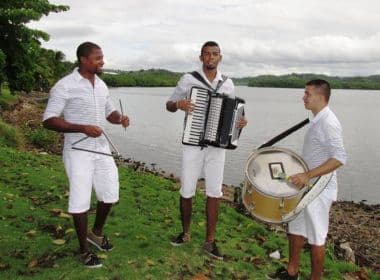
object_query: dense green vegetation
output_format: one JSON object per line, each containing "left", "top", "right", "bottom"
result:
{"left": 102, "top": 70, "right": 380, "bottom": 90}
{"left": 247, "top": 73, "right": 380, "bottom": 90}
{"left": 0, "top": 86, "right": 18, "bottom": 109}
{"left": 1, "top": 142, "right": 378, "bottom": 279}
{"left": 0, "top": 118, "right": 24, "bottom": 148}
{"left": 0, "top": 0, "right": 73, "bottom": 94}
{"left": 102, "top": 69, "right": 183, "bottom": 87}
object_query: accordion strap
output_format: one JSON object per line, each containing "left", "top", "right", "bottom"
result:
{"left": 190, "top": 71, "right": 228, "bottom": 94}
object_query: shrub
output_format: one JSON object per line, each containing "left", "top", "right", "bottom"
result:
{"left": 26, "top": 125, "right": 60, "bottom": 150}
{"left": 0, "top": 119, "right": 24, "bottom": 148}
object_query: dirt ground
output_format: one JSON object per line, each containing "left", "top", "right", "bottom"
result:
{"left": 221, "top": 185, "right": 380, "bottom": 274}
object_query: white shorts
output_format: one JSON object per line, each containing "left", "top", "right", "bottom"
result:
{"left": 180, "top": 145, "right": 225, "bottom": 198}
{"left": 63, "top": 148, "right": 119, "bottom": 213}
{"left": 288, "top": 191, "right": 333, "bottom": 246}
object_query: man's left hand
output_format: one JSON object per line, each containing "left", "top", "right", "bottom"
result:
{"left": 237, "top": 117, "right": 248, "bottom": 129}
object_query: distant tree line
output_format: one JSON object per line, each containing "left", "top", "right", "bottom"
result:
{"left": 0, "top": 0, "right": 72, "bottom": 94}
{"left": 247, "top": 73, "right": 380, "bottom": 90}
{"left": 102, "top": 69, "right": 182, "bottom": 87}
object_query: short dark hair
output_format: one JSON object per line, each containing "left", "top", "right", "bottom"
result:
{"left": 76, "top": 42, "right": 101, "bottom": 62}
{"left": 306, "top": 79, "right": 331, "bottom": 102}
{"left": 200, "top": 41, "right": 220, "bottom": 55}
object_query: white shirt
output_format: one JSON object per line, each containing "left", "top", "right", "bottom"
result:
{"left": 168, "top": 69, "right": 235, "bottom": 102}
{"left": 303, "top": 106, "right": 347, "bottom": 200}
{"left": 168, "top": 69, "right": 235, "bottom": 149}
{"left": 43, "top": 68, "right": 116, "bottom": 151}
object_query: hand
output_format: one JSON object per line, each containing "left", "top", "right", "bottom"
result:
{"left": 121, "top": 115, "right": 130, "bottom": 128}
{"left": 82, "top": 125, "right": 103, "bottom": 137}
{"left": 177, "top": 99, "right": 194, "bottom": 113}
{"left": 289, "top": 173, "right": 310, "bottom": 188}
{"left": 237, "top": 116, "right": 248, "bottom": 129}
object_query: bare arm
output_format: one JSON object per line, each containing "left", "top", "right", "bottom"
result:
{"left": 166, "top": 101, "right": 178, "bottom": 112}
{"left": 43, "top": 117, "right": 102, "bottom": 137}
{"left": 290, "top": 158, "right": 343, "bottom": 188}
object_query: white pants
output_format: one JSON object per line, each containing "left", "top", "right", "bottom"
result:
{"left": 288, "top": 191, "right": 333, "bottom": 246}
{"left": 63, "top": 149, "right": 119, "bottom": 213}
{"left": 180, "top": 145, "right": 225, "bottom": 198}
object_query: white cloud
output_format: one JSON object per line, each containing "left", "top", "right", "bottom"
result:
{"left": 29, "top": 0, "right": 380, "bottom": 77}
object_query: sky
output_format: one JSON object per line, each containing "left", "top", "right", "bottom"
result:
{"left": 29, "top": 0, "right": 380, "bottom": 77}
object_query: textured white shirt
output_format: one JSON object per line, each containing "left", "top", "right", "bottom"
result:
{"left": 168, "top": 69, "right": 235, "bottom": 149}
{"left": 303, "top": 106, "right": 347, "bottom": 200}
{"left": 168, "top": 69, "right": 235, "bottom": 102}
{"left": 43, "top": 68, "right": 116, "bottom": 151}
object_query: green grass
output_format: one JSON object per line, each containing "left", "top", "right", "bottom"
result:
{"left": 0, "top": 144, "right": 378, "bottom": 279}
{"left": 0, "top": 87, "right": 18, "bottom": 109}
{"left": 0, "top": 119, "right": 24, "bottom": 148}
{"left": 24, "top": 125, "right": 60, "bottom": 151}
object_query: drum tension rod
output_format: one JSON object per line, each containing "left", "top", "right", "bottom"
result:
{"left": 279, "top": 198, "right": 285, "bottom": 209}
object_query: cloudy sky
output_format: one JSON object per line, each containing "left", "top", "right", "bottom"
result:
{"left": 30, "top": 0, "right": 380, "bottom": 77}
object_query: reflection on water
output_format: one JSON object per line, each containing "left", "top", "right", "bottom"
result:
{"left": 106, "top": 86, "right": 380, "bottom": 204}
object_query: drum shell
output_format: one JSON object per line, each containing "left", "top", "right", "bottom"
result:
{"left": 242, "top": 180, "right": 304, "bottom": 224}
{"left": 243, "top": 147, "right": 308, "bottom": 224}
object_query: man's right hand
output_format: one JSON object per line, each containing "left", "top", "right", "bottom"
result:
{"left": 177, "top": 99, "right": 194, "bottom": 113}
{"left": 82, "top": 125, "right": 103, "bottom": 137}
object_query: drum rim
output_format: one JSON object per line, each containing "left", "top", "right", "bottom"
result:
{"left": 244, "top": 146, "right": 309, "bottom": 198}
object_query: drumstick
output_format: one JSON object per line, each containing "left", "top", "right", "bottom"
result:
{"left": 119, "top": 99, "right": 126, "bottom": 132}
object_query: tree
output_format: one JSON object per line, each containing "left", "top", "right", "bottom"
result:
{"left": 0, "top": 0, "right": 69, "bottom": 93}
{"left": 0, "top": 49, "right": 5, "bottom": 94}
{"left": 33, "top": 48, "right": 73, "bottom": 92}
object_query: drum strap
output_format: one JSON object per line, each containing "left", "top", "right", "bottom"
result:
{"left": 281, "top": 172, "right": 333, "bottom": 222}
{"left": 259, "top": 118, "right": 310, "bottom": 149}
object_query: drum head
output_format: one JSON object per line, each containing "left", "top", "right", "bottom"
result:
{"left": 245, "top": 147, "right": 308, "bottom": 198}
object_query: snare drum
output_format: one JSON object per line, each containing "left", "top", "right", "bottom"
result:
{"left": 242, "top": 147, "right": 308, "bottom": 224}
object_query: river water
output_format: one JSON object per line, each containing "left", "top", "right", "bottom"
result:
{"left": 105, "top": 86, "right": 380, "bottom": 204}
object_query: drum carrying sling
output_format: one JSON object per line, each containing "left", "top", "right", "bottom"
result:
{"left": 241, "top": 119, "right": 332, "bottom": 224}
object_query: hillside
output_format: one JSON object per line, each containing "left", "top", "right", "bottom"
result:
{"left": 247, "top": 73, "right": 380, "bottom": 90}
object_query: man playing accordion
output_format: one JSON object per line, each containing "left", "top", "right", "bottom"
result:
{"left": 166, "top": 41, "right": 247, "bottom": 260}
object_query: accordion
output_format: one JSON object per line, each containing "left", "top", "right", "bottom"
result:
{"left": 182, "top": 86, "right": 245, "bottom": 149}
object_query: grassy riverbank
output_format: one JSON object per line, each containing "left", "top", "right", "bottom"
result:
{"left": 0, "top": 92, "right": 379, "bottom": 279}
{"left": 0, "top": 143, "right": 378, "bottom": 279}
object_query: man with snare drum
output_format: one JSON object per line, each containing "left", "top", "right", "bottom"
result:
{"left": 267, "top": 79, "right": 346, "bottom": 280}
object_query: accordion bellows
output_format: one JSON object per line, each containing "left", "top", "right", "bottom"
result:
{"left": 182, "top": 86, "right": 245, "bottom": 150}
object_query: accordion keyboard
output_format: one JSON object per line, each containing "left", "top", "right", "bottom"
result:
{"left": 182, "top": 87, "right": 209, "bottom": 145}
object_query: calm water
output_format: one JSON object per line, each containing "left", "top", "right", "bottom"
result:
{"left": 105, "top": 86, "right": 380, "bottom": 204}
